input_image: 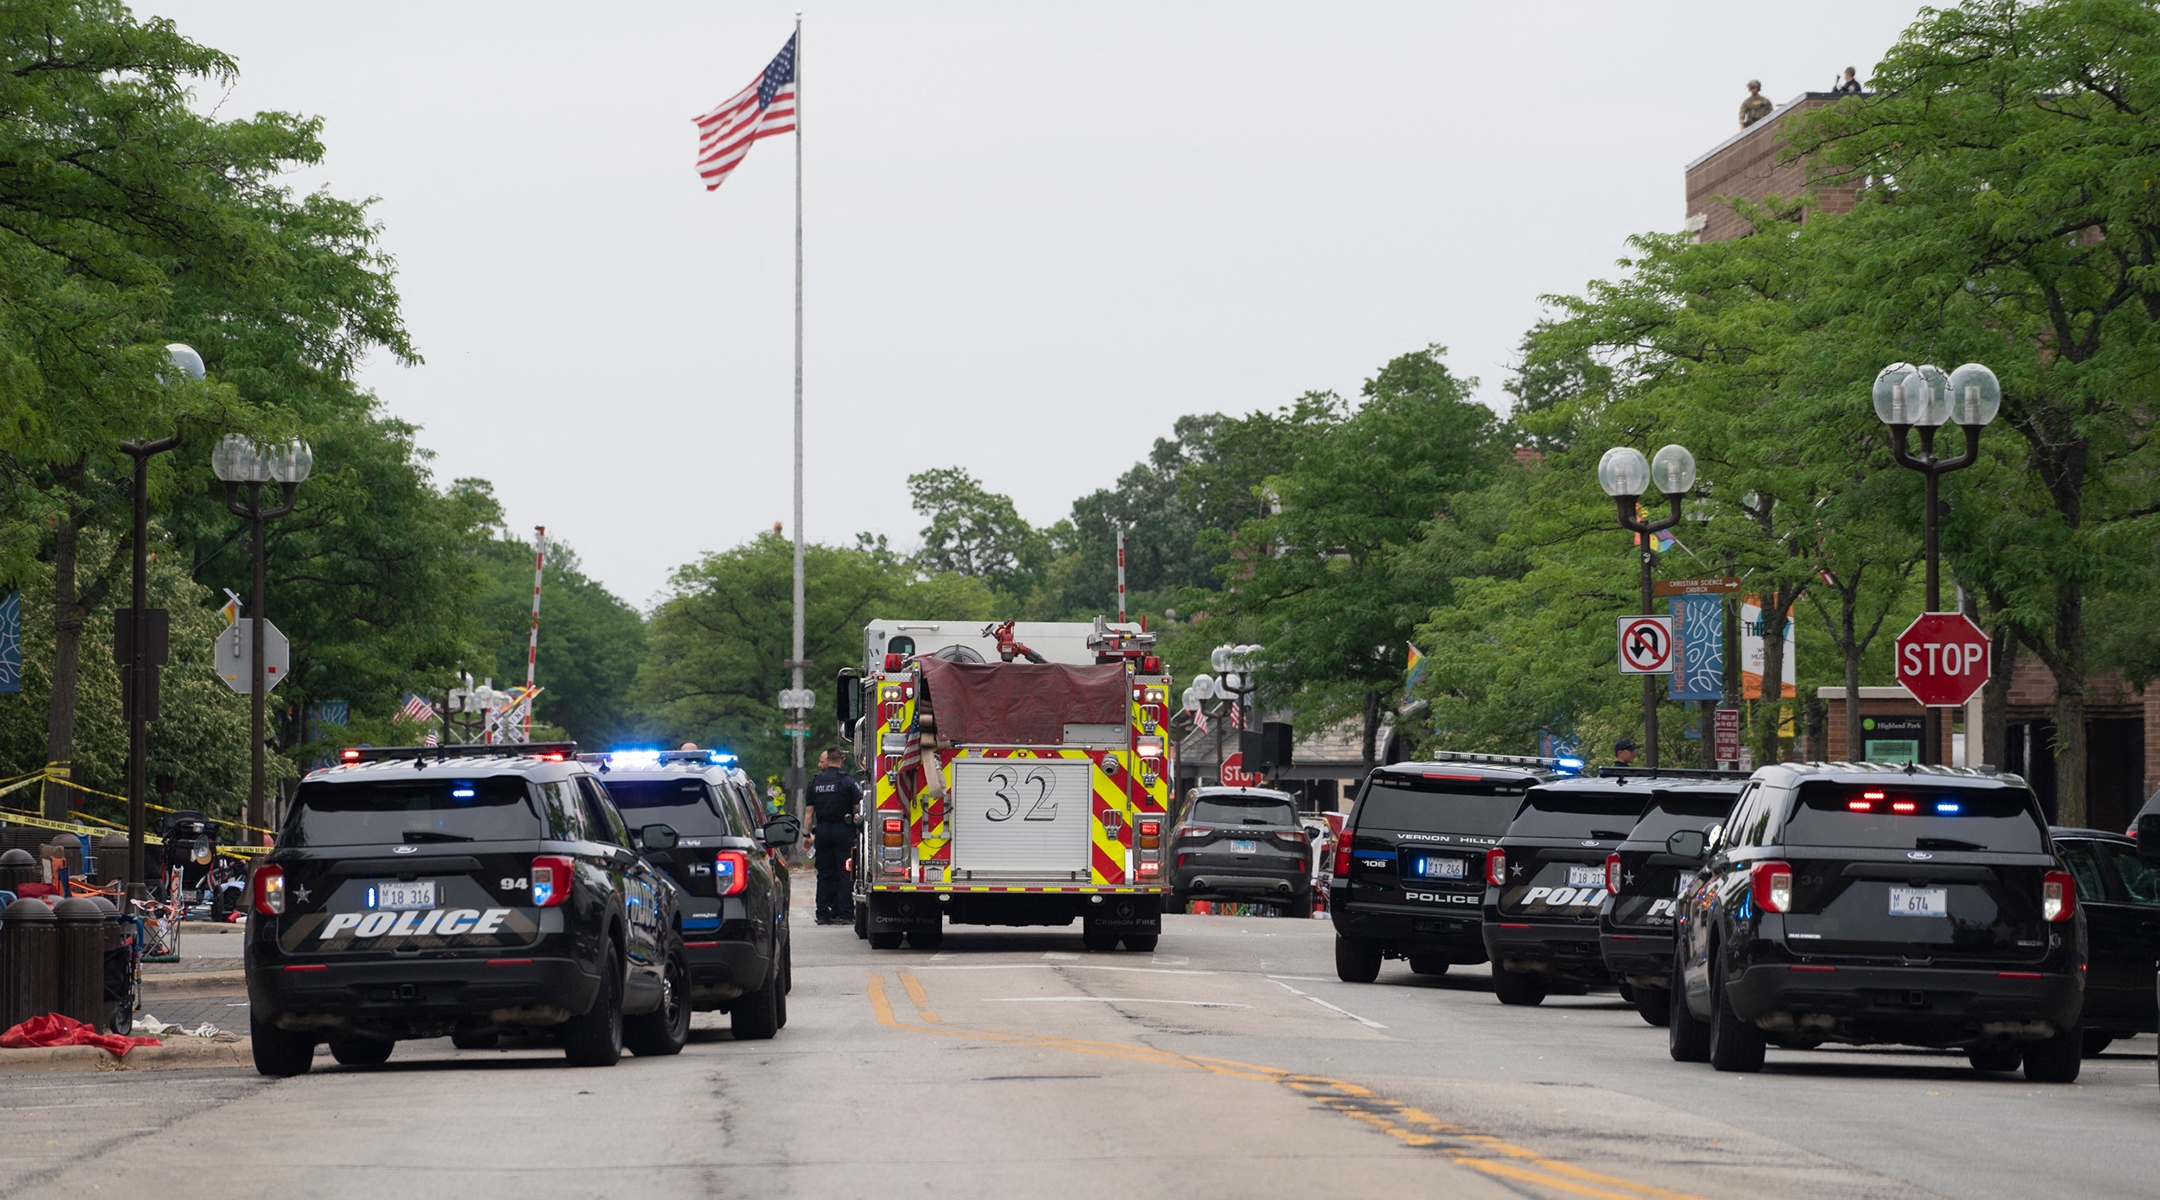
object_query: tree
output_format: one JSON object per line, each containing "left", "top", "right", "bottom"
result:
{"left": 470, "top": 525, "right": 646, "bottom": 750}
{"left": 907, "top": 468, "right": 1049, "bottom": 604}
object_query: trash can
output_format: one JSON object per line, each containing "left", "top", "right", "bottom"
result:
{"left": 96, "top": 835, "right": 131, "bottom": 888}
{"left": 53, "top": 897, "right": 106, "bottom": 1030}
{"left": 1, "top": 897, "right": 57, "bottom": 1030}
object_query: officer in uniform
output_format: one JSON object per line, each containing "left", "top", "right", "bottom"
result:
{"left": 807, "top": 746, "right": 861, "bottom": 925}
{"left": 1614, "top": 737, "right": 1639, "bottom": 767}
{"left": 1739, "top": 80, "right": 1774, "bottom": 128}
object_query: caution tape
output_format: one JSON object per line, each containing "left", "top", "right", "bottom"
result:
{"left": 0, "top": 767, "right": 276, "bottom": 839}
{"left": 0, "top": 801, "right": 270, "bottom": 857}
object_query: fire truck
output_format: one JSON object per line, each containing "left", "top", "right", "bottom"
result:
{"left": 838, "top": 618, "right": 1173, "bottom": 951}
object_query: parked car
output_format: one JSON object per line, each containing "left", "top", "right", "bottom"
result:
{"left": 245, "top": 743, "right": 690, "bottom": 1076}
{"left": 1667, "top": 763, "right": 2084, "bottom": 1082}
{"left": 1599, "top": 777, "right": 1747, "bottom": 1025}
{"left": 1169, "top": 787, "right": 1312, "bottom": 914}
{"left": 2049, "top": 825, "right": 2159, "bottom": 1054}
{"left": 1330, "top": 756, "right": 1559, "bottom": 983}
{"left": 1481, "top": 775, "right": 1654, "bottom": 1005}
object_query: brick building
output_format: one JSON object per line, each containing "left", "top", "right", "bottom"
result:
{"left": 1685, "top": 90, "right": 2158, "bottom": 828}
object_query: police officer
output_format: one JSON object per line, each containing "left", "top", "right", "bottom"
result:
{"left": 1614, "top": 737, "right": 1639, "bottom": 767}
{"left": 807, "top": 746, "right": 861, "bottom": 925}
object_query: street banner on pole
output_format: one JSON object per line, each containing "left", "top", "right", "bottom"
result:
{"left": 1617, "top": 615, "right": 1675, "bottom": 674}
{"left": 1668, "top": 594, "right": 1724, "bottom": 700}
{"left": 0, "top": 590, "right": 18, "bottom": 694}
{"left": 1740, "top": 596, "right": 1796, "bottom": 699}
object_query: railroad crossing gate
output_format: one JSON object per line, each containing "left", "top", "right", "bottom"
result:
{"left": 1616, "top": 615, "right": 1675, "bottom": 675}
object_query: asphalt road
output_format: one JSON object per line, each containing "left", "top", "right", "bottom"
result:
{"left": 1, "top": 911, "right": 2151, "bottom": 1199}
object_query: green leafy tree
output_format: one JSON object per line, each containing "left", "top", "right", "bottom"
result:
{"left": 907, "top": 468, "right": 1049, "bottom": 604}
{"left": 469, "top": 524, "right": 646, "bottom": 750}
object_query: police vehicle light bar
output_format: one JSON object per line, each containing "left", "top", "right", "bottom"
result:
{"left": 1423, "top": 750, "right": 1570, "bottom": 770}
{"left": 1598, "top": 766, "right": 1754, "bottom": 781}
{"left": 576, "top": 748, "right": 737, "bottom": 769}
{"left": 342, "top": 742, "right": 579, "bottom": 763}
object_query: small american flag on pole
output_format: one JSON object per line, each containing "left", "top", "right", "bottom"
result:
{"left": 694, "top": 34, "right": 797, "bottom": 191}
{"left": 398, "top": 693, "right": 440, "bottom": 747}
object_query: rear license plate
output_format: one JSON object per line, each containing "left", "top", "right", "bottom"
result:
{"left": 1888, "top": 887, "right": 1947, "bottom": 917}
{"left": 1232, "top": 840, "right": 1258, "bottom": 854}
{"left": 374, "top": 880, "right": 436, "bottom": 911}
{"left": 1417, "top": 857, "right": 1466, "bottom": 879}
{"left": 1568, "top": 865, "right": 1605, "bottom": 888}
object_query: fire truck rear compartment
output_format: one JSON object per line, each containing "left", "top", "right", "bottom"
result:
{"left": 866, "top": 891, "right": 1161, "bottom": 934}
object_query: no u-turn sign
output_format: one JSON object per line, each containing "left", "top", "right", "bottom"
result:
{"left": 1617, "top": 615, "right": 1675, "bottom": 675}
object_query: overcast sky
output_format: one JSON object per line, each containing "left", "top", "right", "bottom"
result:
{"left": 142, "top": 1, "right": 1928, "bottom": 608}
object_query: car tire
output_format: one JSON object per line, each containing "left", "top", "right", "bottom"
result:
{"left": 329, "top": 1038, "right": 393, "bottom": 1068}
{"left": 1616, "top": 979, "right": 1636, "bottom": 1003}
{"left": 2022, "top": 1024, "right": 2083, "bottom": 1083}
{"left": 1123, "top": 934, "right": 1159, "bottom": 952}
{"left": 1081, "top": 932, "right": 1121, "bottom": 952}
{"left": 1634, "top": 985, "right": 1670, "bottom": 1028}
{"left": 562, "top": 947, "right": 625, "bottom": 1067}
{"left": 1968, "top": 1041, "right": 2020, "bottom": 1072}
{"left": 907, "top": 924, "right": 944, "bottom": 951}
{"left": 1667, "top": 959, "right": 1710, "bottom": 1063}
{"left": 1706, "top": 948, "right": 1765, "bottom": 1073}
{"left": 2081, "top": 1030, "right": 2114, "bottom": 1058}
{"left": 624, "top": 947, "right": 691, "bottom": 1057}
{"left": 250, "top": 1013, "right": 316, "bottom": 1078}
{"left": 854, "top": 907, "right": 868, "bottom": 939}
{"left": 1334, "top": 934, "right": 1382, "bottom": 983}
{"left": 868, "top": 931, "right": 904, "bottom": 950}
{"left": 1408, "top": 957, "right": 1449, "bottom": 976}
{"left": 1491, "top": 967, "right": 1548, "bottom": 1006}
{"left": 731, "top": 954, "right": 782, "bottom": 1042}
{"left": 1169, "top": 890, "right": 1190, "bottom": 914}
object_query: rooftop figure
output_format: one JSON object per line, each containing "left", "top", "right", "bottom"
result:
{"left": 1740, "top": 79, "right": 1773, "bottom": 128}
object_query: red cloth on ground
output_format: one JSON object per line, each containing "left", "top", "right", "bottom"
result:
{"left": 12, "top": 882, "right": 55, "bottom": 899}
{"left": 0, "top": 1013, "right": 162, "bottom": 1057}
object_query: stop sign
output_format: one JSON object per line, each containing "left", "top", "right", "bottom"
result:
{"left": 1895, "top": 612, "right": 1991, "bottom": 707}
{"left": 1220, "top": 752, "right": 1258, "bottom": 787}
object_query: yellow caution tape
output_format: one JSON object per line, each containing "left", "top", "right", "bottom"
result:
{"left": 0, "top": 768, "right": 275, "bottom": 837}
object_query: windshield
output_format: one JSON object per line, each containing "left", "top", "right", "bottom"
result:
{"left": 1506, "top": 785, "right": 1648, "bottom": 839}
{"left": 288, "top": 776, "right": 541, "bottom": 846}
{"left": 1625, "top": 789, "right": 1741, "bottom": 845}
{"left": 1353, "top": 772, "right": 1530, "bottom": 835}
{"left": 602, "top": 778, "right": 734, "bottom": 837}
{"left": 1781, "top": 781, "right": 2045, "bottom": 852}
{"left": 1189, "top": 795, "right": 1297, "bottom": 827}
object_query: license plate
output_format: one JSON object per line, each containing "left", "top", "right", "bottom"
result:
{"left": 1418, "top": 857, "right": 1466, "bottom": 879}
{"left": 1568, "top": 865, "right": 1605, "bottom": 889}
{"left": 1888, "top": 887, "right": 1947, "bottom": 917}
{"left": 1231, "top": 840, "right": 1257, "bottom": 854}
{"left": 374, "top": 880, "right": 436, "bottom": 910}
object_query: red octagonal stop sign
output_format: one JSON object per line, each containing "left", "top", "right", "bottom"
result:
{"left": 1896, "top": 612, "right": 1991, "bottom": 707}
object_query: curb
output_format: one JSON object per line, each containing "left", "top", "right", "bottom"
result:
{"left": 142, "top": 970, "right": 246, "bottom": 995}
{"left": 0, "top": 1038, "right": 251, "bottom": 1074}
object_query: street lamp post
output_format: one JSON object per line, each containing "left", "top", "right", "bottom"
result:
{"left": 117, "top": 343, "right": 205, "bottom": 887}
{"left": 1600, "top": 444, "right": 1698, "bottom": 770}
{"left": 1873, "top": 362, "right": 2000, "bottom": 765}
{"left": 211, "top": 434, "right": 313, "bottom": 835}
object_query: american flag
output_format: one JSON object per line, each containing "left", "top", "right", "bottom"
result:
{"left": 694, "top": 34, "right": 797, "bottom": 192}
{"left": 398, "top": 693, "right": 440, "bottom": 747}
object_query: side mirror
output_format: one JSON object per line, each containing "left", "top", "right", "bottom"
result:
{"left": 1665, "top": 829, "right": 1709, "bottom": 860}
{"left": 639, "top": 824, "right": 678, "bottom": 852}
{"left": 2137, "top": 813, "right": 2160, "bottom": 861}
{"left": 836, "top": 668, "right": 863, "bottom": 734}
{"left": 763, "top": 815, "right": 801, "bottom": 849}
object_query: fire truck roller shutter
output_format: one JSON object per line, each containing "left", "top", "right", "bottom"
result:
{"left": 951, "top": 757, "right": 1095, "bottom": 875}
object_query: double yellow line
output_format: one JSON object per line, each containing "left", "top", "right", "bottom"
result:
{"left": 870, "top": 971, "right": 1706, "bottom": 1200}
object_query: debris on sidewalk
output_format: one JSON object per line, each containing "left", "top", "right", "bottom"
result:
{"left": 1, "top": 1014, "right": 162, "bottom": 1057}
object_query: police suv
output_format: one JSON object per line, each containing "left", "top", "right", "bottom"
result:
{"left": 245, "top": 743, "right": 691, "bottom": 1075}
{"left": 1596, "top": 776, "right": 1746, "bottom": 1025}
{"left": 583, "top": 749, "right": 798, "bottom": 1036}
{"left": 1482, "top": 774, "right": 1653, "bottom": 1005}
{"left": 1330, "top": 756, "right": 1560, "bottom": 983}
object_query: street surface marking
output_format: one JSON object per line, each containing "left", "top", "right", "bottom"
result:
{"left": 1272, "top": 979, "right": 1389, "bottom": 1029}
{"left": 983, "top": 997, "right": 1253, "bottom": 1008}
{"left": 1150, "top": 954, "right": 1192, "bottom": 966}
{"left": 1041, "top": 951, "right": 1079, "bottom": 960}
{"left": 870, "top": 972, "right": 1709, "bottom": 1200}
{"left": 923, "top": 962, "right": 1217, "bottom": 976}
{"left": 898, "top": 973, "right": 942, "bottom": 1023}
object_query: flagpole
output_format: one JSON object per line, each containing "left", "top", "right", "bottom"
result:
{"left": 788, "top": 10, "right": 807, "bottom": 825}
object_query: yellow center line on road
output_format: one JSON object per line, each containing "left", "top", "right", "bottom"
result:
{"left": 868, "top": 971, "right": 1709, "bottom": 1200}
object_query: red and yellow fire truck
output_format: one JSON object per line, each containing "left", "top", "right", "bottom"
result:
{"left": 840, "top": 618, "right": 1173, "bottom": 951}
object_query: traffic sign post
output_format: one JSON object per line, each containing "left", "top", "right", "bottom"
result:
{"left": 1895, "top": 612, "right": 1990, "bottom": 709}
{"left": 1617, "top": 616, "right": 1675, "bottom": 675}
{"left": 213, "top": 619, "right": 290, "bottom": 694}
{"left": 1220, "top": 752, "right": 1258, "bottom": 787}
{"left": 1712, "top": 707, "right": 1742, "bottom": 768}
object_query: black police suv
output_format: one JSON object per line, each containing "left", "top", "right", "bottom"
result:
{"left": 1331, "top": 756, "right": 1556, "bottom": 983}
{"left": 589, "top": 750, "right": 799, "bottom": 1037}
{"left": 1169, "top": 787, "right": 1313, "bottom": 914}
{"left": 2050, "top": 825, "right": 2160, "bottom": 1054}
{"left": 1598, "top": 777, "right": 1745, "bottom": 1025}
{"left": 1481, "top": 774, "right": 1659, "bottom": 1005}
{"left": 245, "top": 744, "right": 692, "bottom": 1076}
{"left": 1667, "top": 763, "right": 2085, "bottom": 1081}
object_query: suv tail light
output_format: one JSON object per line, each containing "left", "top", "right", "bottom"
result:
{"left": 1605, "top": 853, "right": 1623, "bottom": 895}
{"left": 1750, "top": 861, "right": 1793, "bottom": 913}
{"left": 1333, "top": 842, "right": 1353, "bottom": 878}
{"left": 2043, "top": 870, "right": 2077, "bottom": 922}
{"left": 714, "top": 850, "right": 751, "bottom": 897}
{"left": 1137, "top": 819, "right": 1161, "bottom": 850}
{"left": 1486, "top": 847, "right": 1507, "bottom": 887}
{"left": 882, "top": 816, "right": 904, "bottom": 848}
{"left": 1271, "top": 829, "right": 1309, "bottom": 848}
{"left": 531, "top": 855, "right": 576, "bottom": 907}
{"left": 1182, "top": 825, "right": 1213, "bottom": 839}
{"left": 252, "top": 864, "right": 286, "bottom": 915}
